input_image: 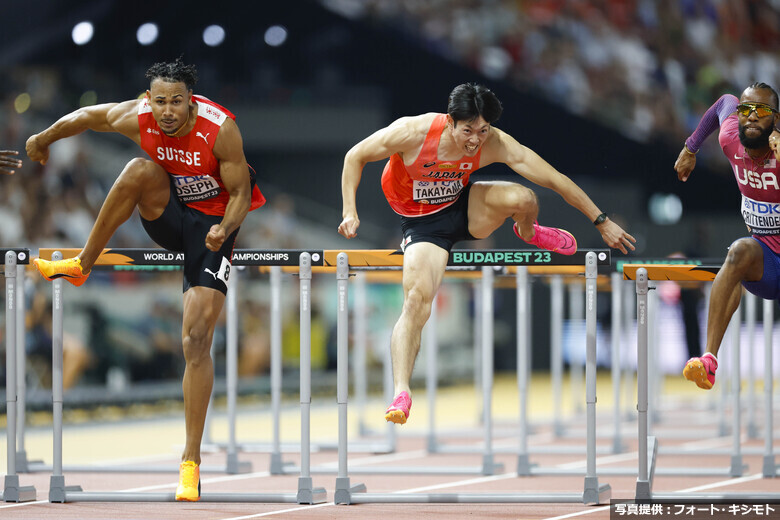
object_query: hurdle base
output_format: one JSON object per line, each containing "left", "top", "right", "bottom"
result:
{"left": 582, "top": 478, "right": 611, "bottom": 505}
{"left": 762, "top": 455, "right": 777, "bottom": 478}
{"left": 729, "top": 456, "right": 746, "bottom": 478}
{"left": 296, "top": 477, "right": 327, "bottom": 504}
{"left": 481, "top": 455, "right": 503, "bottom": 476}
{"left": 426, "top": 434, "right": 438, "bottom": 453}
{"left": 49, "top": 476, "right": 82, "bottom": 503}
{"left": 516, "top": 454, "right": 537, "bottom": 476}
{"left": 15, "top": 451, "right": 44, "bottom": 474}
{"left": 2, "top": 475, "right": 37, "bottom": 503}
{"left": 269, "top": 453, "right": 295, "bottom": 475}
{"left": 225, "top": 453, "right": 252, "bottom": 474}
{"left": 334, "top": 477, "right": 367, "bottom": 505}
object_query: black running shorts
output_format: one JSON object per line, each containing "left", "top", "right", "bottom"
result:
{"left": 399, "top": 183, "right": 475, "bottom": 253}
{"left": 141, "top": 177, "right": 238, "bottom": 294}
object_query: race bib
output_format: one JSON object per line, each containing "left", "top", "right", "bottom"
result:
{"left": 741, "top": 194, "right": 780, "bottom": 235}
{"left": 412, "top": 179, "right": 464, "bottom": 205}
{"left": 173, "top": 174, "right": 221, "bottom": 203}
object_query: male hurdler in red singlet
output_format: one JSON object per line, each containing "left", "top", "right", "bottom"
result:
{"left": 676, "top": 82, "right": 780, "bottom": 391}
{"left": 338, "top": 83, "right": 636, "bottom": 424}
{"left": 26, "top": 57, "right": 264, "bottom": 501}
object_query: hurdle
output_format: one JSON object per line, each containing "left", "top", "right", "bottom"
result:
{"left": 331, "top": 249, "right": 612, "bottom": 505}
{"left": 35, "top": 248, "right": 326, "bottom": 503}
{"left": 1, "top": 249, "right": 36, "bottom": 503}
{"left": 624, "top": 264, "right": 779, "bottom": 502}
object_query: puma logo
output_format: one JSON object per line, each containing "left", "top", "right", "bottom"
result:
{"left": 204, "top": 267, "right": 219, "bottom": 280}
{"left": 196, "top": 131, "right": 210, "bottom": 144}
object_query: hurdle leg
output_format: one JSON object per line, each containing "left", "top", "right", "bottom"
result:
{"left": 550, "top": 275, "right": 564, "bottom": 437}
{"left": 622, "top": 280, "right": 635, "bottom": 421}
{"left": 224, "top": 266, "right": 251, "bottom": 474}
{"left": 516, "top": 266, "right": 533, "bottom": 474}
{"left": 48, "top": 251, "right": 82, "bottom": 502}
{"left": 479, "top": 266, "right": 501, "bottom": 475}
{"left": 333, "top": 253, "right": 366, "bottom": 504}
{"left": 610, "top": 272, "right": 624, "bottom": 453}
{"left": 473, "top": 280, "right": 483, "bottom": 425}
{"left": 762, "top": 298, "right": 776, "bottom": 477}
{"left": 2, "top": 251, "right": 36, "bottom": 502}
{"left": 647, "top": 282, "right": 658, "bottom": 430}
{"left": 568, "top": 282, "right": 584, "bottom": 415}
{"left": 716, "top": 306, "right": 730, "bottom": 437}
{"left": 425, "top": 293, "right": 438, "bottom": 453}
{"left": 582, "top": 252, "right": 610, "bottom": 504}
{"left": 634, "top": 268, "right": 658, "bottom": 501}
{"left": 296, "top": 253, "right": 326, "bottom": 504}
{"left": 728, "top": 304, "right": 744, "bottom": 477}
{"left": 354, "top": 272, "right": 369, "bottom": 437}
{"left": 745, "top": 292, "right": 759, "bottom": 438}
{"left": 268, "top": 266, "right": 293, "bottom": 474}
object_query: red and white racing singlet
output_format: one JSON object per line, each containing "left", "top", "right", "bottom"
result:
{"left": 138, "top": 94, "right": 264, "bottom": 216}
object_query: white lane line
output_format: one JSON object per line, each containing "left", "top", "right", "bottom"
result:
{"left": 220, "top": 473, "right": 522, "bottom": 519}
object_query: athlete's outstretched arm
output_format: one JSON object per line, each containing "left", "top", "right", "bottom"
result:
{"left": 675, "top": 94, "right": 739, "bottom": 182}
{"left": 26, "top": 100, "right": 141, "bottom": 164}
{"left": 490, "top": 129, "right": 636, "bottom": 254}
{"left": 208, "top": 118, "right": 251, "bottom": 252}
{"left": 338, "top": 117, "right": 422, "bottom": 239}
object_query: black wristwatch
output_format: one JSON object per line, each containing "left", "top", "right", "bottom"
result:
{"left": 593, "top": 212, "right": 608, "bottom": 226}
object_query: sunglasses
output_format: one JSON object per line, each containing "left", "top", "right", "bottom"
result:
{"left": 736, "top": 102, "right": 778, "bottom": 118}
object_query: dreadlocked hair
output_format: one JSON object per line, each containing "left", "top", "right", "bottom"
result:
{"left": 145, "top": 56, "right": 198, "bottom": 90}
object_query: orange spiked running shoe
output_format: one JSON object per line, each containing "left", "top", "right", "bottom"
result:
{"left": 33, "top": 257, "right": 89, "bottom": 287}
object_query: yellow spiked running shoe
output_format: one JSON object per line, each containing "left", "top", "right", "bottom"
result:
{"left": 33, "top": 257, "right": 89, "bottom": 287}
{"left": 175, "top": 460, "right": 200, "bottom": 501}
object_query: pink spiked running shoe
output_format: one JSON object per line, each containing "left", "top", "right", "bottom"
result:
{"left": 514, "top": 222, "right": 577, "bottom": 255}
{"left": 385, "top": 391, "right": 412, "bottom": 424}
{"left": 683, "top": 352, "right": 718, "bottom": 390}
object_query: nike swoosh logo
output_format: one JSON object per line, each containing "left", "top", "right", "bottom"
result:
{"left": 734, "top": 154, "right": 741, "bottom": 160}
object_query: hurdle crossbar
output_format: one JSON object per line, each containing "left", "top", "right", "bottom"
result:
{"left": 627, "top": 264, "right": 779, "bottom": 502}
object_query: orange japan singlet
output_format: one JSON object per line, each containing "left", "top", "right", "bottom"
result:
{"left": 381, "top": 114, "right": 481, "bottom": 217}
{"left": 138, "top": 95, "right": 265, "bottom": 217}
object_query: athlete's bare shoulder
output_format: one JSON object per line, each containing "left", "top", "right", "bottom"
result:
{"left": 480, "top": 125, "right": 526, "bottom": 166}
{"left": 383, "top": 113, "right": 438, "bottom": 153}
{"left": 106, "top": 99, "right": 143, "bottom": 141}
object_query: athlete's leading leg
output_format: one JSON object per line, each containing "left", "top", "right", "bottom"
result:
{"left": 385, "top": 242, "right": 448, "bottom": 424}
{"left": 33, "top": 158, "right": 170, "bottom": 285}
{"left": 467, "top": 181, "right": 538, "bottom": 238}
{"left": 684, "top": 238, "right": 764, "bottom": 389}
{"left": 468, "top": 181, "right": 576, "bottom": 254}
{"left": 79, "top": 158, "right": 170, "bottom": 270}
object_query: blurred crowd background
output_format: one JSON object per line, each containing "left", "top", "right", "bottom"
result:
{"left": 2, "top": 0, "right": 779, "bottom": 401}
